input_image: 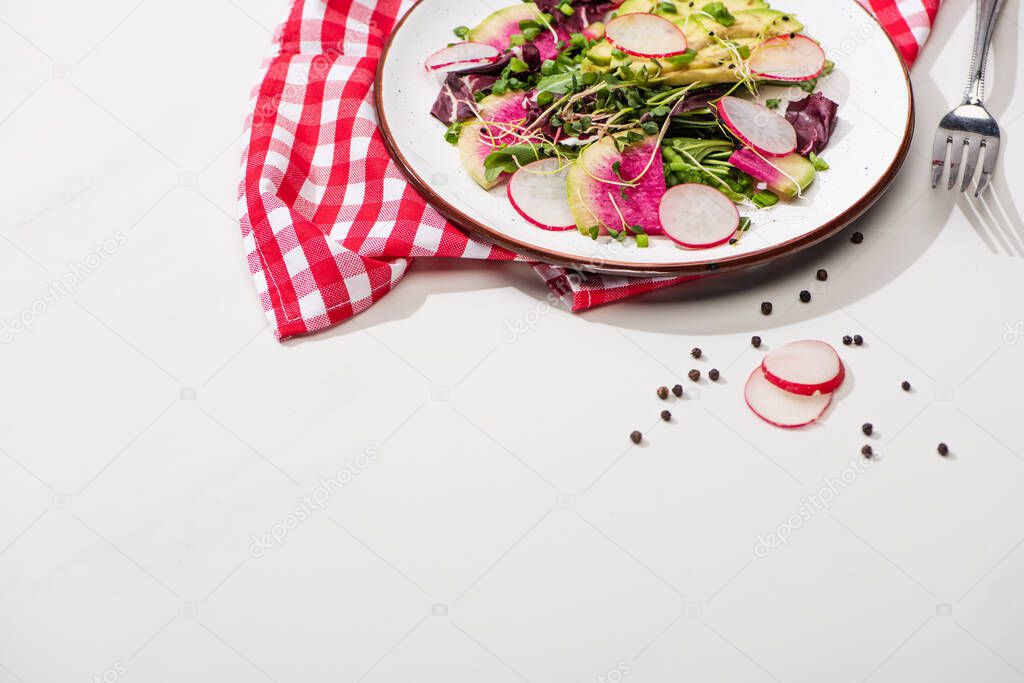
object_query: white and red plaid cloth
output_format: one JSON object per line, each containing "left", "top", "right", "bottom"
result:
{"left": 239, "top": 0, "right": 940, "bottom": 340}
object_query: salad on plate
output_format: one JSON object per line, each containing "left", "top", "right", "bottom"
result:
{"left": 427, "top": 0, "right": 839, "bottom": 249}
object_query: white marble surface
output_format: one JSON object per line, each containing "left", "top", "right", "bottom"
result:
{"left": 2, "top": 2, "right": 1024, "bottom": 682}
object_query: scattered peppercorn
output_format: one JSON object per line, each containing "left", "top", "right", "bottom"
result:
{"left": 816, "top": 269, "right": 828, "bottom": 281}
{"left": 861, "top": 445, "right": 874, "bottom": 457}
{"left": 842, "top": 335, "right": 853, "bottom": 346}
{"left": 657, "top": 386, "right": 669, "bottom": 400}
{"left": 851, "top": 232, "right": 864, "bottom": 244}
{"left": 661, "top": 410, "right": 672, "bottom": 422}
{"left": 938, "top": 443, "right": 949, "bottom": 456}
{"left": 630, "top": 431, "right": 642, "bottom": 444}
{"left": 853, "top": 334, "right": 864, "bottom": 346}
{"left": 691, "top": 347, "right": 702, "bottom": 359}
{"left": 799, "top": 290, "right": 811, "bottom": 303}
{"left": 862, "top": 423, "right": 873, "bottom": 436}
{"left": 672, "top": 384, "right": 684, "bottom": 398}
{"left": 688, "top": 369, "right": 701, "bottom": 382}
{"left": 751, "top": 335, "right": 762, "bottom": 348}
{"left": 901, "top": 380, "right": 911, "bottom": 392}
{"left": 709, "top": 368, "right": 720, "bottom": 382}
{"left": 761, "top": 301, "right": 773, "bottom": 315}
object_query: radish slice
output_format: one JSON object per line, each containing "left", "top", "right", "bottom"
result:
{"left": 745, "top": 368, "right": 833, "bottom": 428}
{"left": 717, "top": 96, "right": 797, "bottom": 157}
{"left": 425, "top": 42, "right": 502, "bottom": 72}
{"left": 658, "top": 184, "right": 739, "bottom": 249}
{"left": 749, "top": 35, "right": 826, "bottom": 82}
{"left": 508, "top": 158, "right": 576, "bottom": 231}
{"left": 762, "top": 340, "right": 845, "bottom": 396}
{"left": 605, "top": 13, "right": 688, "bottom": 58}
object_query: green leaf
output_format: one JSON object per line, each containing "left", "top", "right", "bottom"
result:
{"left": 482, "top": 145, "right": 549, "bottom": 182}
{"left": 665, "top": 49, "right": 697, "bottom": 67}
{"left": 453, "top": 25, "right": 470, "bottom": 40}
{"left": 536, "top": 69, "right": 579, "bottom": 94}
{"left": 765, "top": 98, "right": 781, "bottom": 110}
{"left": 701, "top": 2, "right": 735, "bottom": 26}
{"left": 809, "top": 152, "right": 830, "bottom": 171}
{"left": 509, "top": 57, "right": 530, "bottom": 73}
{"left": 443, "top": 121, "right": 464, "bottom": 145}
{"left": 656, "top": 1, "right": 678, "bottom": 13}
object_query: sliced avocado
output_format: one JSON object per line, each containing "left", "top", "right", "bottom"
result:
{"left": 693, "top": 9, "right": 804, "bottom": 41}
{"left": 657, "top": 64, "right": 743, "bottom": 84}
{"left": 764, "top": 153, "right": 816, "bottom": 198}
{"left": 586, "top": 39, "right": 614, "bottom": 66}
{"left": 615, "top": 0, "right": 656, "bottom": 14}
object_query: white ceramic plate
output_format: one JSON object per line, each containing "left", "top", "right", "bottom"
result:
{"left": 376, "top": 0, "right": 913, "bottom": 275}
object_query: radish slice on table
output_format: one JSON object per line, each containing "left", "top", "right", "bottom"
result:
{"left": 717, "top": 96, "right": 797, "bottom": 157}
{"left": 749, "top": 35, "right": 826, "bottom": 82}
{"left": 508, "top": 158, "right": 576, "bottom": 231}
{"left": 745, "top": 368, "right": 833, "bottom": 428}
{"left": 761, "top": 340, "right": 845, "bottom": 396}
{"left": 658, "top": 184, "right": 739, "bottom": 249}
{"left": 425, "top": 42, "right": 502, "bottom": 72}
{"left": 605, "top": 13, "right": 688, "bottom": 58}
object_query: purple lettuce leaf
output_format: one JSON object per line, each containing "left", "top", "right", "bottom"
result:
{"left": 430, "top": 73, "right": 498, "bottom": 125}
{"left": 670, "top": 85, "right": 731, "bottom": 115}
{"left": 784, "top": 92, "right": 839, "bottom": 155}
{"left": 534, "top": 0, "right": 615, "bottom": 34}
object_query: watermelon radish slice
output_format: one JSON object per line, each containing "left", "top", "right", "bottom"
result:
{"left": 748, "top": 35, "right": 825, "bottom": 82}
{"left": 745, "top": 368, "right": 833, "bottom": 428}
{"left": 425, "top": 42, "right": 502, "bottom": 72}
{"left": 658, "top": 184, "right": 739, "bottom": 249}
{"left": 508, "top": 159, "right": 575, "bottom": 231}
{"left": 605, "top": 13, "right": 688, "bottom": 58}
{"left": 566, "top": 133, "right": 667, "bottom": 235}
{"left": 761, "top": 340, "right": 845, "bottom": 396}
{"left": 717, "top": 96, "right": 797, "bottom": 157}
{"left": 457, "top": 91, "right": 532, "bottom": 189}
{"left": 469, "top": 3, "right": 567, "bottom": 61}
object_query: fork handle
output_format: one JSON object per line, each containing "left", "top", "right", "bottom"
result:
{"left": 963, "top": 0, "right": 1005, "bottom": 104}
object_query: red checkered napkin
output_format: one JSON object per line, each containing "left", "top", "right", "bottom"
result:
{"left": 239, "top": 0, "right": 939, "bottom": 340}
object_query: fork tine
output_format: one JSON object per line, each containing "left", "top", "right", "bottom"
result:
{"left": 946, "top": 136, "right": 967, "bottom": 191}
{"left": 975, "top": 137, "right": 998, "bottom": 197}
{"left": 959, "top": 137, "right": 982, "bottom": 193}
{"left": 931, "top": 130, "right": 950, "bottom": 189}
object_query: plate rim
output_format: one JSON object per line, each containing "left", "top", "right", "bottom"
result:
{"left": 374, "top": 0, "right": 915, "bottom": 277}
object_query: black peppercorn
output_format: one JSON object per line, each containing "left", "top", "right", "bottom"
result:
{"left": 709, "top": 368, "right": 720, "bottom": 382}
{"left": 938, "top": 443, "right": 949, "bottom": 456}
{"left": 751, "top": 335, "right": 762, "bottom": 348}
{"left": 901, "top": 381, "right": 911, "bottom": 392}
{"left": 661, "top": 410, "right": 672, "bottom": 422}
{"left": 657, "top": 386, "right": 669, "bottom": 400}
{"left": 853, "top": 335, "right": 864, "bottom": 346}
{"left": 861, "top": 445, "right": 873, "bottom": 457}
{"left": 816, "top": 269, "right": 828, "bottom": 281}
{"left": 691, "top": 347, "right": 702, "bottom": 359}
{"left": 761, "top": 301, "right": 773, "bottom": 315}
{"left": 851, "top": 232, "right": 864, "bottom": 244}
{"left": 799, "top": 290, "right": 811, "bottom": 303}
{"left": 862, "top": 423, "right": 873, "bottom": 436}
{"left": 672, "top": 384, "right": 684, "bottom": 398}
{"left": 842, "top": 335, "right": 853, "bottom": 346}
{"left": 630, "top": 431, "right": 642, "bottom": 444}
{"left": 688, "top": 369, "right": 701, "bottom": 382}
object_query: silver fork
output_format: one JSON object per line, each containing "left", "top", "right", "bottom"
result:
{"left": 931, "top": 0, "right": 1005, "bottom": 196}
